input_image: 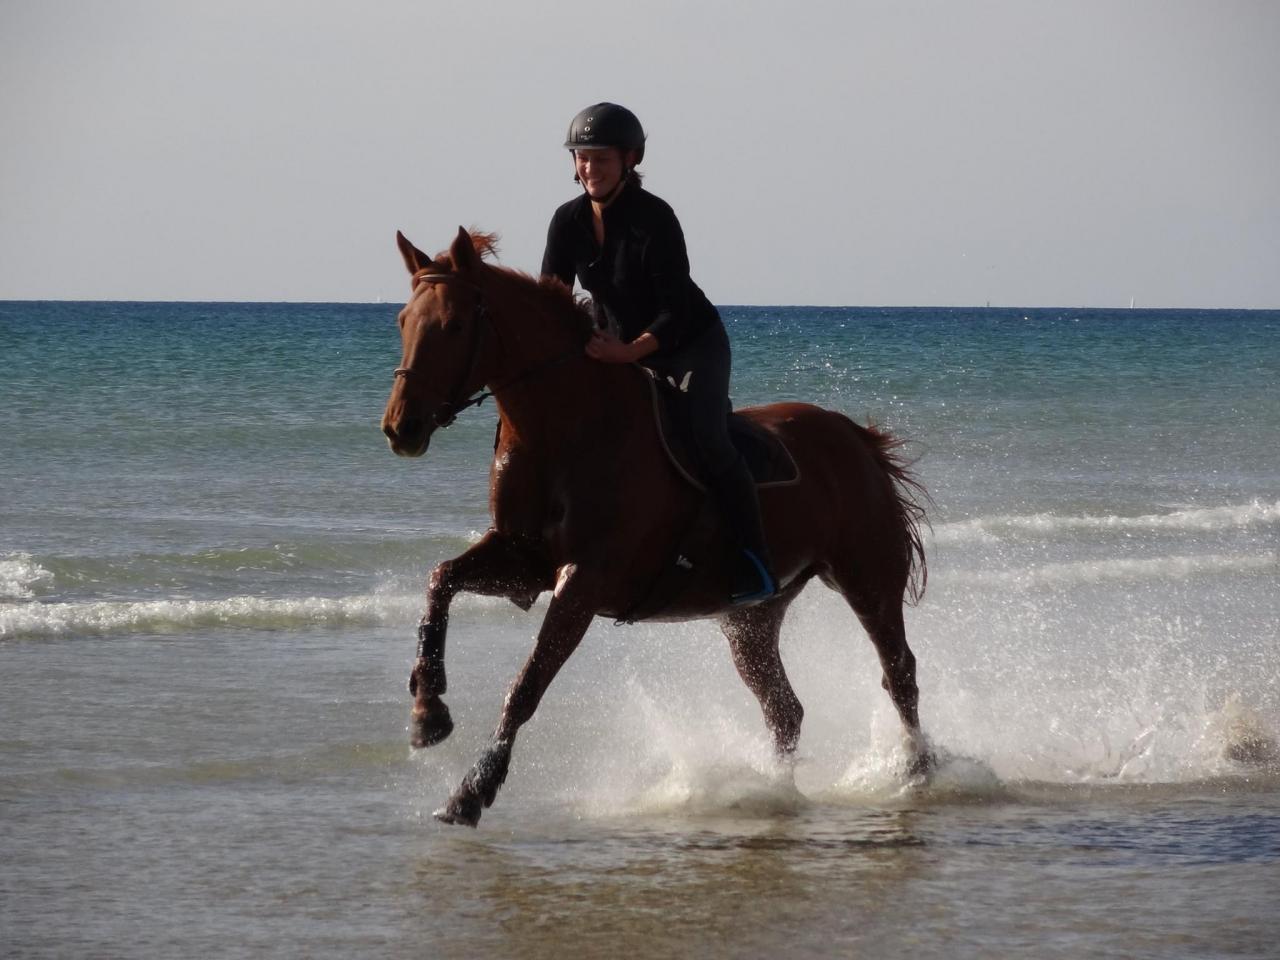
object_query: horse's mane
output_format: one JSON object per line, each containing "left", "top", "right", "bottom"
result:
{"left": 464, "top": 231, "right": 595, "bottom": 342}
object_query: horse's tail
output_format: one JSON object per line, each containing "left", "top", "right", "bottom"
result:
{"left": 854, "top": 419, "right": 931, "bottom": 604}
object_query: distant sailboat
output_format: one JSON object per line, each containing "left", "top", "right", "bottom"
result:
{"left": 1129, "top": 297, "right": 1135, "bottom": 309}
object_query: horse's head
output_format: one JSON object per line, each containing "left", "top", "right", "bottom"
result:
{"left": 381, "top": 227, "right": 497, "bottom": 457}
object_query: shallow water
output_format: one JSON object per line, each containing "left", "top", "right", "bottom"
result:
{"left": 3, "top": 301, "right": 1279, "bottom": 957}
{"left": 4, "top": 616, "right": 1278, "bottom": 959}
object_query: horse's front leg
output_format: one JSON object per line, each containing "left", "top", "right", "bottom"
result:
{"left": 436, "top": 563, "right": 597, "bottom": 827}
{"left": 410, "top": 530, "right": 549, "bottom": 749}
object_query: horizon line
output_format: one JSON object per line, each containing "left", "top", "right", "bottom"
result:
{"left": 3, "top": 298, "right": 1278, "bottom": 312}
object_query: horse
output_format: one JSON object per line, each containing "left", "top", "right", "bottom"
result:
{"left": 381, "top": 227, "right": 931, "bottom": 827}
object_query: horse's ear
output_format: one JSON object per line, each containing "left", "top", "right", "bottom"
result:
{"left": 396, "top": 231, "right": 433, "bottom": 275}
{"left": 449, "top": 226, "right": 480, "bottom": 276}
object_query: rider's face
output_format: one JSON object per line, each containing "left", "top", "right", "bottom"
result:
{"left": 575, "top": 148, "right": 627, "bottom": 200}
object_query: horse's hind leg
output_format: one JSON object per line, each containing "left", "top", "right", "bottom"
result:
{"left": 825, "top": 567, "right": 931, "bottom": 775}
{"left": 719, "top": 591, "right": 803, "bottom": 758}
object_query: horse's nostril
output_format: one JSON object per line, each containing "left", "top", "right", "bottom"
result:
{"left": 389, "top": 418, "right": 426, "bottom": 452}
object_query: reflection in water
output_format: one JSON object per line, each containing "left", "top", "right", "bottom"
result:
{"left": 408, "top": 807, "right": 931, "bottom": 958}
{"left": 401, "top": 788, "right": 1280, "bottom": 959}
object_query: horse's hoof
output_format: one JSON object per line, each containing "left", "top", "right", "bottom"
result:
{"left": 907, "top": 749, "right": 935, "bottom": 780}
{"left": 434, "top": 792, "right": 482, "bottom": 828}
{"left": 410, "top": 702, "right": 454, "bottom": 749}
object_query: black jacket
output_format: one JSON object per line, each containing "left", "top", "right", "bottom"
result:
{"left": 541, "top": 184, "right": 720, "bottom": 363}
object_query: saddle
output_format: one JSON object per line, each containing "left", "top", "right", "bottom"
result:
{"left": 615, "top": 369, "right": 800, "bottom": 624}
{"left": 640, "top": 368, "right": 800, "bottom": 491}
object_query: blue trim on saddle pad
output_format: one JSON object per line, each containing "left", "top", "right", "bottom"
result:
{"left": 731, "top": 548, "right": 777, "bottom": 605}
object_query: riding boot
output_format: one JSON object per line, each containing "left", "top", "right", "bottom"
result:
{"left": 709, "top": 455, "right": 777, "bottom": 604}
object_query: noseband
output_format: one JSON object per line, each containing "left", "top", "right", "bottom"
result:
{"left": 393, "top": 271, "right": 581, "bottom": 430}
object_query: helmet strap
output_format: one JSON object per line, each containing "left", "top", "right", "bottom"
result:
{"left": 597, "top": 173, "right": 629, "bottom": 206}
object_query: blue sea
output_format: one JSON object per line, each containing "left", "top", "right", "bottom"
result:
{"left": 3, "top": 300, "right": 1279, "bottom": 958}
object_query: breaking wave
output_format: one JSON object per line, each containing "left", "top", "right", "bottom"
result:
{"left": 0, "top": 590, "right": 526, "bottom": 641}
{"left": 935, "top": 499, "right": 1280, "bottom": 545}
{"left": 950, "top": 551, "right": 1277, "bottom": 588}
{"left": 0, "top": 554, "right": 55, "bottom": 601}
{"left": 0, "top": 594, "right": 404, "bottom": 639}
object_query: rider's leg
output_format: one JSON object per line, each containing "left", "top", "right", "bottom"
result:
{"left": 669, "top": 326, "right": 776, "bottom": 603}
{"left": 708, "top": 455, "right": 777, "bottom": 602}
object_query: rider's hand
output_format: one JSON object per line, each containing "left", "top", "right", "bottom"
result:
{"left": 586, "top": 330, "right": 658, "bottom": 364}
{"left": 586, "top": 330, "right": 634, "bottom": 363}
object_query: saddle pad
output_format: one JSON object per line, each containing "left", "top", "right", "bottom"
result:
{"left": 641, "top": 368, "right": 800, "bottom": 492}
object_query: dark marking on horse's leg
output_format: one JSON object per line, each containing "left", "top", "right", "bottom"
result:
{"left": 410, "top": 566, "right": 456, "bottom": 748}
{"left": 407, "top": 531, "right": 550, "bottom": 749}
{"left": 434, "top": 738, "right": 512, "bottom": 827}
{"left": 720, "top": 590, "right": 803, "bottom": 758}
{"left": 435, "top": 565, "right": 596, "bottom": 828}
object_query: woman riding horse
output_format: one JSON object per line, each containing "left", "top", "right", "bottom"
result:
{"left": 382, "top": 224, "right": 930, "bottom": 826}
{"left": 541, "top": 102, "right": 777, "bottom": 605}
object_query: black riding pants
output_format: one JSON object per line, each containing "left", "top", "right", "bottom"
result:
{"left": 644, "top": 322, "right": 737, "bottom": 478}
{"left": 645, "top": 323, "right": 772, "bottom": 564}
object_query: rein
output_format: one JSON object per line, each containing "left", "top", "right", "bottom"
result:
{"left": 394, "top": 272, "right": 580, "bottom": 429}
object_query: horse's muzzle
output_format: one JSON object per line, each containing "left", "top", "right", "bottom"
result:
{"left": 383, "top": 417, "right": 431, "bottom": 458}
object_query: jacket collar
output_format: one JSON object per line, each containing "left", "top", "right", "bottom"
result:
{"left": 573, "top": 180, "right": 640, "bottom": 228}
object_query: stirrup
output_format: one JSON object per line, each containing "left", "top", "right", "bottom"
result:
{"left": 730, "top": 548, "right": 777, "bottom": 605}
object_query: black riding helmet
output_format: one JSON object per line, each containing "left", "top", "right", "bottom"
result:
{"left": 564, "top": 102, "right": 646, "bottom": 164}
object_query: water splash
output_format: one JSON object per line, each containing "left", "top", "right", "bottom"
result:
{"left": 0, "top": 554, "right": 54, "bottom": 601}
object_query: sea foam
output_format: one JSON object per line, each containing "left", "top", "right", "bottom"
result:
{"left": 0, "top": 554, "right": 54, "bottom": 601}
{"left": 0, "top": 588, "right": 529, "bottom": 640}
{"left": 934, "top": 499, "right": 1280, "bottom": 545}
{"left": 950, "top": 551, "right": 1277, "bottom": 588}
{"left": 0, "top": 594, "right": 396, "bottom": 640}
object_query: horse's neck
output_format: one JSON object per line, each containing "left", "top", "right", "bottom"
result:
{"left": 494, "top": 353, "right": 632, "bottom": 453}
{"left": 486, "top": 295, "right": 635, "bottom": 454}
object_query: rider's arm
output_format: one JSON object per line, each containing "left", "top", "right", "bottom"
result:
{"left": 640, "top": 207, "right": 695, "bottom": 352}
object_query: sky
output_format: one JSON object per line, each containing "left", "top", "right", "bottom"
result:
{"left": 2, "top": 0, "right": 1277, "bottom": 307}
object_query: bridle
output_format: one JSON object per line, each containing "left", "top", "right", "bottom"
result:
{"left": 393, "top": 270, "right": 580, "bottom": 429}
{"left": 393, "top": 272, "right": 491, "bottom": 429}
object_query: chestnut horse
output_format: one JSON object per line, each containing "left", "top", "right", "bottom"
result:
{"left": 381, "top": 228, "right": 930, "bottom": 826}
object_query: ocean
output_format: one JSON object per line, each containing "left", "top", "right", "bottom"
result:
{"left": 2, "top": 300, "right": 1278, "bottom": 958}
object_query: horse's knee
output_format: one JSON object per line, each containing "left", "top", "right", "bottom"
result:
{"left": 427, "top": 560, "right": 455, "bottom": 599}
